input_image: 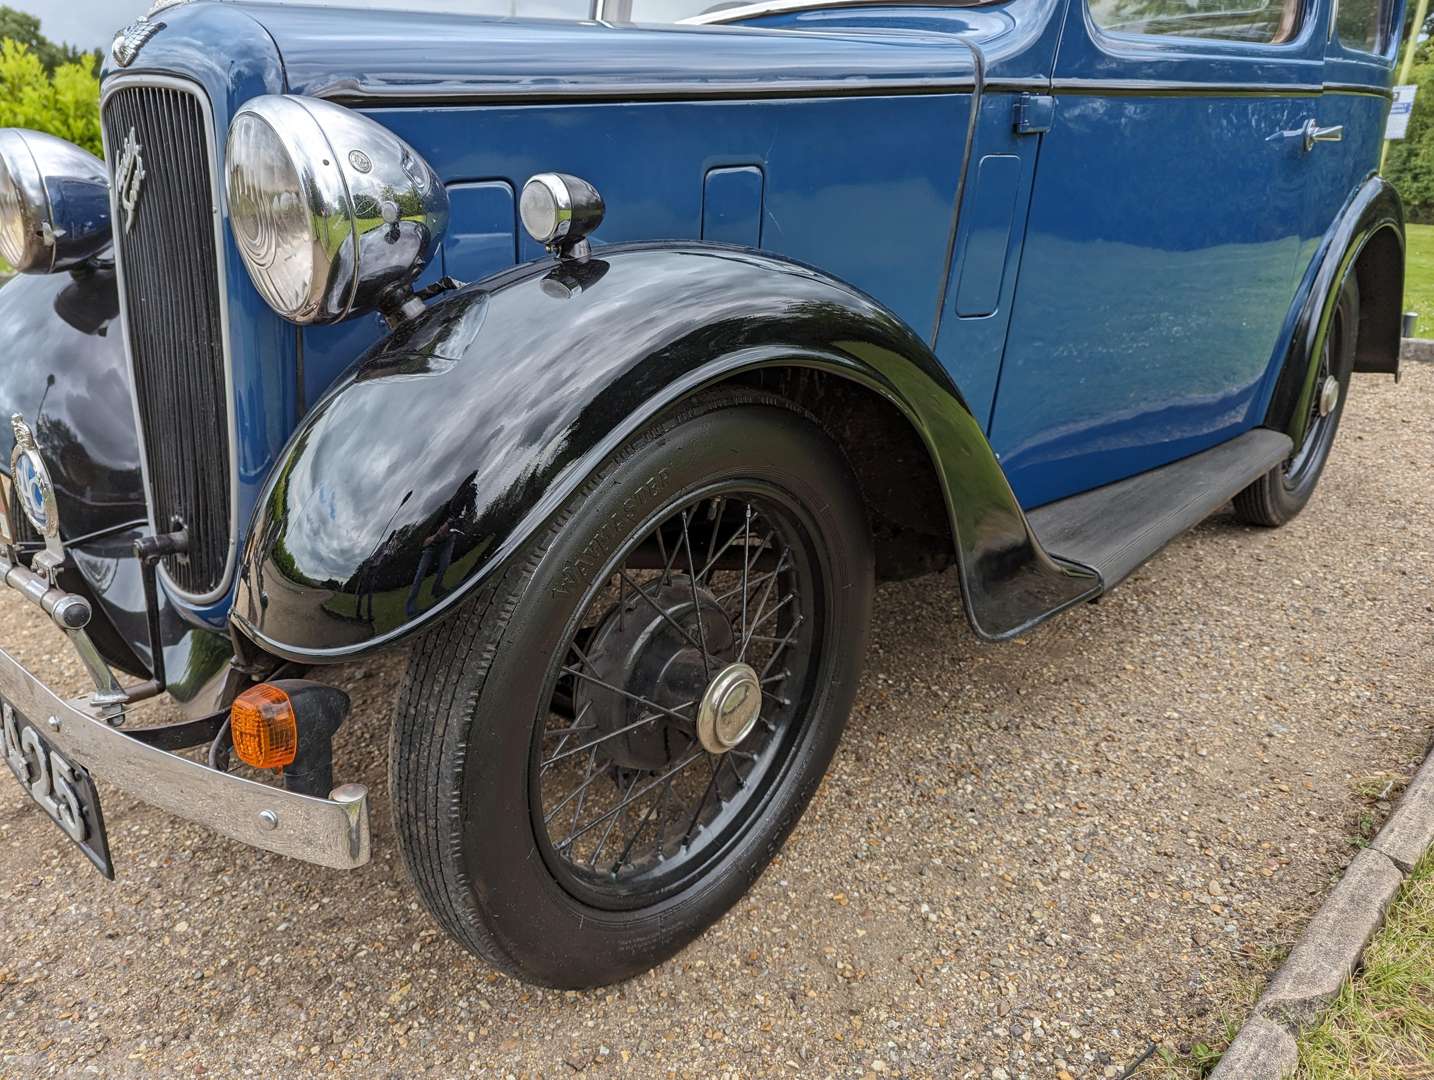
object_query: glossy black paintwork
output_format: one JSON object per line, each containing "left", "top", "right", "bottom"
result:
{"left": 233, "top": 244, "right": 1098, "bottom": 661}
{"left": 1265, "top": 176, "right": 1405, "bottom": 442}
{"left": 65, "top": 525, "right": 235, "bottom": 711}
{"left": 0, "top": 270, "right": 233, "bottom": 710}
{"left": 0, "top": 266, "right": 145, "bottom": 540}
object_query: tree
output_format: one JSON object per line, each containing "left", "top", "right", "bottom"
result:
{"left": 0, "top": 6, "right": 99, "bottom": 73}
{"left": 1384, "top": 41, "right": 1434, "bottom": 224}
{"left": 0, "top": 39, "right": 102, "bottom": 157}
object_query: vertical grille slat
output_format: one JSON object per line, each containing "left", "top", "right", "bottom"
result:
{"left": 103, "top": 82, "right": 231, "bottom": 597}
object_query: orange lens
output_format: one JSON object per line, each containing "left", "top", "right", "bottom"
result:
{"left": 230, "top": 683, "right": 298, "bottom": 770}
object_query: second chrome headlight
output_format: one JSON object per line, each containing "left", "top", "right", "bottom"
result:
{"left": 224, "top": 96, "right": 448, "bottom": 325}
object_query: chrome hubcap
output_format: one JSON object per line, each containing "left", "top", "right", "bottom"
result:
{"left": 696, "top": 662, "right": 762, "bottom": 754}
{"left": 1318, "top": 375, "right": 1340, "bottom": 418}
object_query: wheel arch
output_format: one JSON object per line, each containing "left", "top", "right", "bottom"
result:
{"left": 231, "top": 244, "right": 1097, "bottom": 663}
{"left": 1265, "top": 176, "right": 1405, "bottom": 441}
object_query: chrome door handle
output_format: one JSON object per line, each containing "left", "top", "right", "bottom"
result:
{"left": 1301, "top": 119, "right": 1344, "bottom": 152}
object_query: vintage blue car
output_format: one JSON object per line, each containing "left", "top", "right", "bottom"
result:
{"left": 0, "top": 0, "right": 1407, "bottom": 986}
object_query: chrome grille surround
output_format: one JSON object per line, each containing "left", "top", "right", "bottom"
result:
{"left": 100, "top": 74, "right": 238, "bottom": 604}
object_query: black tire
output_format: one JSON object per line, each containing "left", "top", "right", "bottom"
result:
{"left": 390, "top": 389, "right": 874, "bottom": 988}
{"left": 1233, "top": 274, "right": 1359, "bottom": 527}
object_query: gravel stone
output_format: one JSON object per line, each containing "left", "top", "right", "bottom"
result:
{"left": 0, "top": 365, "right": 1430, "bottom": 1078}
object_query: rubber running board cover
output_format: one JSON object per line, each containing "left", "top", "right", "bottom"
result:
{"left": 1027, "top": 429, "right": 1293, "bottom": 591}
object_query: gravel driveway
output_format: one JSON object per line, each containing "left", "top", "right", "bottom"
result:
{"left": 1, "top": 366, "right": 1430, "bottom": 1080}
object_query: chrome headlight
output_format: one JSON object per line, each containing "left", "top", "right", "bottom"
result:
{"left": 0, "top": 129, "right": 111, "bottom": 274}
{"left": 224, "top": 96, "right": 448, "bottom": 325}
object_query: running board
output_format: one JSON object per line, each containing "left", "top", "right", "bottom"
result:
{"left": 1027, "top": 429, "right": 1293, "bottom": 591}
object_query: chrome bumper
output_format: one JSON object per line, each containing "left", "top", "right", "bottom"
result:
{"left": 0, "top": 643, "right": 371, "bottom": 870}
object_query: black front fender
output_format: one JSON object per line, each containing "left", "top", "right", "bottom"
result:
{"left": 233, "top": 244, "right": 1096, "bottom": 661}
{"left": 0, "top": 265, "right": 145, "bottom": 538}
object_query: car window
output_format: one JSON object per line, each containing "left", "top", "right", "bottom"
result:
{"left": 1087, "top": 0, "right": 1302, "bottom": 44}
{"left": 1333, "top": 0, "right": 1391, "bottom": 52}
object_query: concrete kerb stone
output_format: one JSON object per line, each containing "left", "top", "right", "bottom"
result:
{"left": 1208, "top": 741, "right": 1434, "bottom": 1080}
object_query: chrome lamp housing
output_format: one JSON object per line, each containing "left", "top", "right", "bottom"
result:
{"left": 520, "top": 172, "right": 604, "bottom": 259}
{"left": 0, "top": 129, "right": 112, "bottom": 274}
{"left": 224, "top": 95, "right": 449, "bottom": 325}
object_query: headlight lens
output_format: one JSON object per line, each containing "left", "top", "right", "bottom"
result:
{"left": 224, "top": 96, "right": 448, "bottom": 325}
{"left": 226, "top": 112, "right": 321, "bottom": 318}
{"left": 0, "top": 128, "right": 110, "bottom": 274}
{"left": 0, "top": 153, "right": 29, "bottom": 268}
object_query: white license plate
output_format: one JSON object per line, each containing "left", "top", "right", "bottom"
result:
{"left": 1, "top": 699, "right": 112, "bottom": 877}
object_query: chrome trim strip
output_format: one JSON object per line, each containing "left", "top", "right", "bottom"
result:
{"left": 1050, "top": 77, "right": 1325, "bottom": 96}
{"left": 0, "top": 643, "right": 370, "bottom": 869}
{"left": 680, "top": 0, "right": 988, "bottom": 24}
{"left": 99, "top": 74, "right": 240, "bottom": 608}
{"left": 312, "top": 76, "right": 979, "bottom": 106}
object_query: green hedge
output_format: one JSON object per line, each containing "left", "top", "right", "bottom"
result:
{"left": 0, "top": 39, "right": 101, "bottom": 158}
{"left": 0, "top": 37, "right": 101, "bottom": 276}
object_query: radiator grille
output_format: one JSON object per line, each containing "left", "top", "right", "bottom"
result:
{"left": 103, "top": 82, "right": 231, "bottom": 597}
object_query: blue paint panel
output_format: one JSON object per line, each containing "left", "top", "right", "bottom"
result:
{"left": 990, "top": 92, "right": 1311, "bottom": 509}
{"left": 954, "top": 155, "right": 1021, "bottom": 318}
{"left": 443, "top": 181, "right": 518, "bottom": 282}
{"left": 931, "top": 96, "right": 1043, "bottom": 430}
{"left": 378, "top": 94, "right": 969, "bottom": 342}
{"left": 702, "top": 166, "right": 764, "bottom": 248}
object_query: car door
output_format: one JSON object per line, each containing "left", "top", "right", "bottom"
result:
{"left": 986, "top": 0, "right": 1327, "bottom": 509}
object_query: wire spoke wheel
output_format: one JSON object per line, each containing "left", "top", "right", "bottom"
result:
{"left": 531, "top": 484, "right": 823, "bottom": 909}
{"left": 392, "top": 391, "right": 872, "bottom": 986}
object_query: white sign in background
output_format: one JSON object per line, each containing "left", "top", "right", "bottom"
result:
{"left": 1387, "top": 84, "right": 1418, "bottom": 140}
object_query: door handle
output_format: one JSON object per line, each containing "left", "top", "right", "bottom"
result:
{"left": 1301, "top": 118, "right": 1344, "bottom": 152}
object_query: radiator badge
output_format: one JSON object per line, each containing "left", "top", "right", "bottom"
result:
{"left": 9, "top": 415, "right": 58, "bottom": 540}
{"left": 116, "top": 127, "right": 146, "bottom": 236}
{"left": 111, "top": 18, "right": 163, "bottom": 68}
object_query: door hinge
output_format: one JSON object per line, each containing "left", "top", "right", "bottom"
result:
{"left": 1014, "top": 93, "right": 1055, "bottom": 135}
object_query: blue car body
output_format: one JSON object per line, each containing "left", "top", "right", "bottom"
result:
{"left": 0, "top": 0, "right": 1407, "bottom": 709}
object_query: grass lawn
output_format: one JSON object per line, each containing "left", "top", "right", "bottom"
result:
{"left": 1404, "top": 224, "right": 1434, "bottom": 337}
{"left": 1293, "top": 849, "right": 1434, "bottom": 1079}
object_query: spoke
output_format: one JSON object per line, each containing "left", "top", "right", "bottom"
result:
{"left": 721, "top": 751, "right": 749, "bottom": 787}
{"left": 757, "top": 613, "right": 803, "bottom": 674}
{"left": 738, "top": 548, "right": 790, "bottom": 661}
{"left": 614, "top": 769, "right": 676, "bottom": 871}
{"left": 695, "top": 509, "right": 765, "bottom": 583}
{"left": 681, "top": 756, "right": 722, "bottom": 848}
{"left": 556, "top": 748, "right": 706, "bottom": 853}
{"left": 702, "top": 497, "right": 727, "bottom": 583}
{"left": 542, "top": 701, "right": 595, "bottom": 762}
{"left": 544, "top": 754, "right": 611, "bottom": 825}
{"left": 569, "top": 745, "right": 599, "bottom": 837}
{"left": 743, "top": 593, "right": 796, "bottom": 657}
{"left": 560, "top": 663, "right": 697, "bottom": 728}
{"left": 712, "top": 562, "right": 780, "bottom": 607}
{"left": 740, "top": 503, "right": 752, "bottom": 641}
{"left": 542, "top": 700, "right": 695, "bottom": 769}
{"left": 654, "top": 525, "right": 670, "bottom": 585}
{"left": 587, "top": 771, "right": 639, "bottom": 868}
{"left": 615, "top": 569, "right": 711, "bottom": 659}
{"left": 679, "top": 510, "right": 713, "bottom": 681}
